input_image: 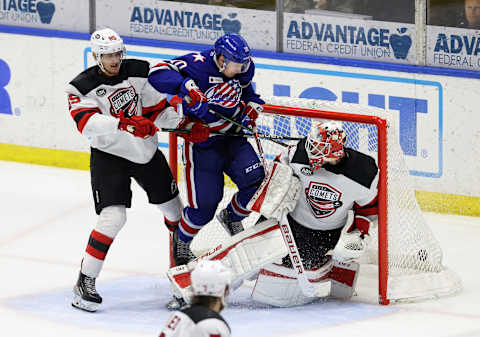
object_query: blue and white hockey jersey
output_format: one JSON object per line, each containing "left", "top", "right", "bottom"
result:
{"left": 148, "top": 49, "right": 264, "bottom": 141}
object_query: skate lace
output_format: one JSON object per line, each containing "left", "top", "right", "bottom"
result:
{"left": 84, "top": 276, "right": 98, "bottom": 295}
{"left": 177, "top": 240, "right": 194, "bottom": 259}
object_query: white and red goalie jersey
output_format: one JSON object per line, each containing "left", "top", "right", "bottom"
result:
{"left": 65, "top": 59, "right": 182, "bottom": 164}
{"left": 276, "top": 138, "right": 379, "bottom": 233}
{"left": 159, "top": 305, "right": 231, "bottom": 337}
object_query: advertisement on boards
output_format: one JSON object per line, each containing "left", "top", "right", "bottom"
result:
{"left": 427, "top": 25, "right": 480, "bottom": 70}
{"left": 81, "top": 47, "right": 439, "bottom": 178}
{"left": 284, "top": 13, "right": 416, "bottom": 64}
{"left": 0, "top": 0, "right": 89, "bottom": 32}
{"left": 1, "top": 32, "right": 480, "bottom": 196}
{"left": 96, "top": 0, "right": 276, "bottom": 51}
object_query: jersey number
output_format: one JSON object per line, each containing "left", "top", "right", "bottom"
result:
{"left": 170, "top": 59, "right": 187, "bottom": 70}
{"left": 68, "top": 94, "right": 81, "bottom": 110}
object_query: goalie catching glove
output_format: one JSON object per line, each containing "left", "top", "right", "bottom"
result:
{"left": 333, "top": 214, "right": 372, "bottom": 263}
{"left": 175, "top": 117, "right": 210, "bottom": 143}
{"left": 118, "top": 110, "right": 158, "bottom": 138}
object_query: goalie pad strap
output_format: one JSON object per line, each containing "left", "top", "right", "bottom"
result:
{"left": 248, "top": 163, "right": 280, "bottom": 213}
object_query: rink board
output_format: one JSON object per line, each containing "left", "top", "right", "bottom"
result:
{"left": 0, "top": 27, "right": 479, "bottom": 215}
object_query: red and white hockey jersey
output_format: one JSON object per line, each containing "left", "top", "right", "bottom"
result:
{"left": 159, "top": 305, "right": 231, "bottom": 337}
{"left": 66, "top": 59, "right": 181, "bottom": 164}
{"left": 276, "top": 138, "right": 379, "bottom": 231}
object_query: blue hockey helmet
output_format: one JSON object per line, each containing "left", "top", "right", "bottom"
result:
{"left": 214, "top": 33, "right": 251, "bottom": 73}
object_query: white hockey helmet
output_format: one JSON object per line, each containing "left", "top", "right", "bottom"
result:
{"left": 90, "top": 28, "right": 126, "bottom": 73}
{"left": 191, "top": 260, "right": 232, "bottom": 306}
{"left": 305, "top": 121, "right": 347, "bottom": 170}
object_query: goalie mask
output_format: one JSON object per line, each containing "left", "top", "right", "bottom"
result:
{"left": 191, "top": 260, "right": 232, "bottom": 307}
{"left": 305, "top": 121, "right": 347, "bottom": 171}
{"left": 90, "top": 28, "right": 126, "bottom": 74}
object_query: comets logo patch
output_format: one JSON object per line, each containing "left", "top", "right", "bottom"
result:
{"left": 108, "top": 86, "right": 138, "bottom": 117}
{"left": 305, "top": 182, "right": 343, "bottom": 218}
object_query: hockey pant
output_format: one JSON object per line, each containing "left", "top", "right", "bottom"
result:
{"left": 179, "top": 137, "right": 265, "bottom": 242}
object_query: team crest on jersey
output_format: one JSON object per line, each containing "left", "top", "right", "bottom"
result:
{"left": 108, "top": 86, "right": 139, "bottom": 117}
{"left": 305, "top": 182, "right": 343, "bottom": 218}
{"left": 205, "top": 79, "right": 242, "bottom": 108}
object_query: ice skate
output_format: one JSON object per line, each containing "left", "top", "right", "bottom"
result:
{"left": 172, "top": 229, "right": 196, "bottom": 266}
{"left": 217, "top": 209, "right": 244, "bottom": 236}
{"left": 72, "top": 272, "right": 102, "bottom": 312}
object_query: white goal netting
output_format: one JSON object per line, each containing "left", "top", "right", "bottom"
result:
{"left": 171, "top": 96, "right": 462, "bottom": 304}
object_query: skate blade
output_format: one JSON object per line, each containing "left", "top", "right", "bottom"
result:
{"left": 72, "top": 294, "right": 100, "bottom": 312}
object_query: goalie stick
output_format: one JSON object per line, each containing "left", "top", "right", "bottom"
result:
{"left": 247, "top": 118, "right": 315, "bottom": 297}
{"left": 279, "top": 209, "right": 317, "bottom": 297}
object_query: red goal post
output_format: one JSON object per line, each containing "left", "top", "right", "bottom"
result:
{"left": 168, "top": 97, "right": 461, "bottom": 305}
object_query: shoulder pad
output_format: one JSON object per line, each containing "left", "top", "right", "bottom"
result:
{"left": 69, "top": 66, "right": 103, "bottom": 96}
{"left": 121, "top": 59, "right": 150, "bottom": 78}
{"left": 325, "top": 148, "right": 378, "bottom": 189}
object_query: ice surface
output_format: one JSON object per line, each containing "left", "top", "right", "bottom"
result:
{"left": 1, "top": 161, "right": 479, "bottom": 337}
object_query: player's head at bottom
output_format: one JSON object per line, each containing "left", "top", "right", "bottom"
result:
{"left": 90, "top": 28, "right": 126, "bottom": 77}
{"left": 190, "top": 260, "right": 233, "bottom": 313}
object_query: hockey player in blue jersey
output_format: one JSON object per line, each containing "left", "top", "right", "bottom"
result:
{"left": 148, "top": 33, "right": 265, "bottom": 267}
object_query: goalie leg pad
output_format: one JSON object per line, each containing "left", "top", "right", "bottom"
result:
{"left": 329, "top": 259, "right": 360, "bottom": 300}
{"left": 251, "top": 259, "right": 332, "bottom": 307}
{"left": 166, "top": 218, "right": 288, "bottom": 303}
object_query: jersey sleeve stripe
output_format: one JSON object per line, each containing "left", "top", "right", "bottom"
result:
{"left": 70, "top": 107, "right": 102, "bottom": 133}
{"left": 353, "top": 196, "right": 378, "bottom": 216}
{"left": 142, "top": 98, "right": 168, "bottom": 120}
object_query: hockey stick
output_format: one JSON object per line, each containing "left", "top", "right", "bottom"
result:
{"left": 279, "top": 210, "right": 317, "bottom": 297}
{"left": 161, "top": 128, "right": 301, "bottom": 143}
{"left": 182, "top": 94, "right": 289, "bottom": 147}
{"left": 209, "top": 109, "right": 289, "bottom": 147}
{"left": 252, "top": 124, "right": 268, "bottom": 175}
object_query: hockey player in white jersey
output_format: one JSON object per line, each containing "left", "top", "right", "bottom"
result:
{"left": 66, "top": 28, "right": 209, "bottom": 312}
{"left": 166, "top": 121, "right": 378, "bottom": 307}
{"left": 159, "top": 260, "right": 232, "bottom": 337}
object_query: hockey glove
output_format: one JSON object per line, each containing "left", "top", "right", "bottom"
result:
{"left": 180, "top": 78, "right": 209, "bottom": 119}
{"left": 242, "top": 101, "right": 263, "bottom": 127}
{"left": 176, "top": 117, "right": 210, "bottom": 143}
{"left": 118, "top": 110, "right": 158, "bottom": 138}
{"left": 333, "top": 215, "right": 372, "bottom": 263}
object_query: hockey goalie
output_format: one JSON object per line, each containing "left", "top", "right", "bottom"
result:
{"left": 167, "top": 121, "right": 379, "bottom": 307}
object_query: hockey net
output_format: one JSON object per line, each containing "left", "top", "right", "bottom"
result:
{"left": 168, "top": 96, "right": 462, "bottom": 305}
